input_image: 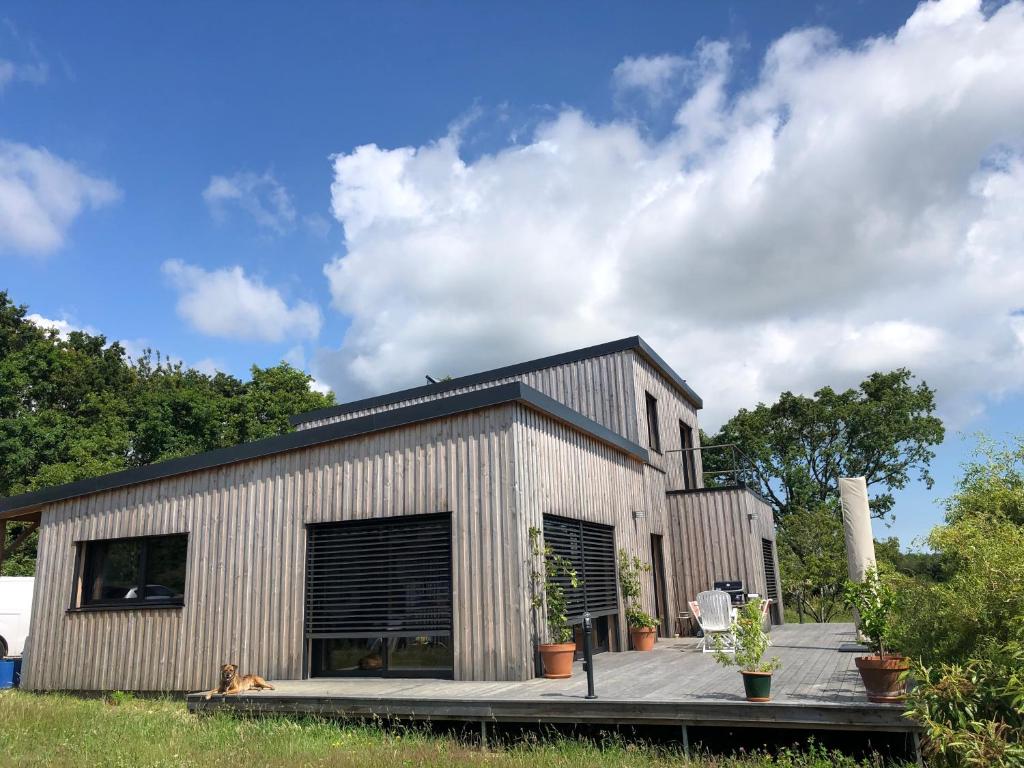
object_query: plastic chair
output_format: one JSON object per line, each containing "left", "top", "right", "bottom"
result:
{"left": 696, "top": 590, "right": 735, "bottom": 653}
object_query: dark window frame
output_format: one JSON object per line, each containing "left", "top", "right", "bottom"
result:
{"left": 73, "top": 533, "right": 189, "bottom": 611}
{"left": 679, "top": 420, "right": 697, "bottom": 489}
{"left": 645, "top": 392, "right": 661, "bottom": 454}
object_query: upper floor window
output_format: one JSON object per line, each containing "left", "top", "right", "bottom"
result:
{"left": 645, "top": 392, "right": 661, "bottom": 453}
{"left": 78, "top": 534, "right": 188, "bottom": 609}
{"left": 679, "top": 420, "right": 697, "bottom": 489}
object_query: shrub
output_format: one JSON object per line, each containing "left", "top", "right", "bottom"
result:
{"left": 843, "top": 567, "right": 898, "bottom": 658}
{"left": 528, "top": 526, "right": 579, "bottom": 644}
{"left": 713, "top": 598, "right": 780, "bottom": 674}
{"left": 618, "top": 549, "right": 660, "bottom": 630}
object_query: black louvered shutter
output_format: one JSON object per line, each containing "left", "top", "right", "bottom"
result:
{"left": 305, "top": 514, "right": 452, "bottom": 638}
{"left": 761, "top": 538, "right": 779, "bottom": 602}
{"left": 543, "top": 515, "right": 618, "bottom": 621}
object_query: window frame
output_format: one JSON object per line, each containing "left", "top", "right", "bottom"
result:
{"left": 645, "top": 391, "right": 661, "bottom": 454}
{"left": 679, "top": 420, "right": 697, "bottom": 489}
{"left": 72, "top": 533, "right": 189, "bottom": 612}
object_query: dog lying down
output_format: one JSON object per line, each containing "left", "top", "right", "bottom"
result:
{"left": 202, "top": 663, "right": 275, "bottom": 700}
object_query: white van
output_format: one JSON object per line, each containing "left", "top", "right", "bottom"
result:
{"left": 0, "top": 577, "right": 34, "bottom": 657}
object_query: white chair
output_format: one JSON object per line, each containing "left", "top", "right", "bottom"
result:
{"left": 696, "top": 590, "right": 735, "bottom": 653}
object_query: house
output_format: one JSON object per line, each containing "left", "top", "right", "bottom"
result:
{"left": 0, "top": 336, "right": 781, "bottom": 691}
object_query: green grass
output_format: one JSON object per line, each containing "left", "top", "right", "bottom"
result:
{"left": 0, "top": 689, "right": 906, "bottom": 768}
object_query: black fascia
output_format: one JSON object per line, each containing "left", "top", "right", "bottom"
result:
{"left": 289, "top": 336, "right": 703, "bottom": 427}
{"left": 0, "top": 382, "right": 648, "bottom": 517}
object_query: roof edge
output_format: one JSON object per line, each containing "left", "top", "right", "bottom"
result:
{"left": 0, "top": 382, "right": 647, "bottom": 518}
{"left": 291, "top": 335, "right": 702, "bottom": 426}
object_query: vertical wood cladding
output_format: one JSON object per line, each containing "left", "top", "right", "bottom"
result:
{"left": 296, "top": 351, "right": 641, "bottom": 445}
{"left": 24, "top": 407, "right": 523, "bottom": 691}
{"left": 666, "top": 488, "right": 782, "bottom": 620}
{"left": 510, "top": 405, "right": 667, "bottom": 656}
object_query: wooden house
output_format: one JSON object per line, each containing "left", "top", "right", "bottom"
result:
{"left": 0, "top": 337, "right": 781, "bottom": 690}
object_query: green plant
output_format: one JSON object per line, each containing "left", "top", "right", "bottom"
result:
{"left": 843, "top": 567, "right": 897, "bottom": 658}
{"left": 105, "top": 690, "right": 135, "bottom": 706}
{"left": 617, "top": 549, "right": 660, "bottom": 630}
{"left": 712, "top": 598, "right": 780, "bottom": 674}
{"left": 904, "top": 643, "right": 1024, "bottom": 768}
{"left": 529, "top": 526, "right": 580, "bottom": 644}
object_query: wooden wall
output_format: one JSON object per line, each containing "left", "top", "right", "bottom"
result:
{"left": 666, "top": 488, "right": 782, "bottom": 620}
{"left": 23, "top": 406, "right": 528, "bottom": 691}
{"left": 297, "top": 351, "right": 641, "bottom": 445}
{"left": 510, "top": 405, "right": 668, "bottom": 655}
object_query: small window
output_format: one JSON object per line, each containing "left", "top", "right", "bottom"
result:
{"left": 679, "top": 421, "right": 697, "bottom": 489}
{"left": 79, "top": 534, "right": 188, "bottom": 608}
{"left": 645, "top": 392, "right": 661, "bottom": 453}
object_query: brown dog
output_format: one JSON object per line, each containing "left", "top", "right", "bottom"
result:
{"left": 202, "top": 663, "right": 275, "bottom": 700}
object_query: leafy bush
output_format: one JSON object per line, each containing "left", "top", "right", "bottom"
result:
{"left": 893, "top": 436, "right": 1024, "bottom": 768}
{"left": 618, "top": 549, "right": 660, "bottom": 630}
{"left": 843, "top": 567, "right": 898, "bottom": 658}
{"left": 528, "top": 526, "right": 579, "bottom": 644}
{"left": 713, "top": 598, "right": 780, "bottom": 674}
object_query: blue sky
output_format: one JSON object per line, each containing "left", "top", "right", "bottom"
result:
{"left": 2, "top": 0, "right": 1023, "bottom": 548}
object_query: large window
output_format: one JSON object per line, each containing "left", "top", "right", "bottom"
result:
{"left": 79, "top": 534, "right": 188, "bottom": 608}
{"left": 679, "top": 421, "right": 697, "bottom": 489}
{"left": 645, "top": 392, "right": 661, "bottom": 453}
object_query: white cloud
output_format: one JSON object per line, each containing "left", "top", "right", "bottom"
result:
{"left": 162, "top": 259, "right": 322, "bottom": 343}
{"left": 0, "top": 141, "right": 120, "bottom": 255}
{"left": 612, "top": 53, "right": 687, "bottom": 102}
{"left": 203, "top": 171, "right": 296, "bottom": 234}
{"left": 318, "top": 0, "right": 1024, "bottom": 429}
{"left": 25, "top": 312, "right": 97, "bottom": 338}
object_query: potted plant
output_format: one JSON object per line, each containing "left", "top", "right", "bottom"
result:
{"left": 529, "top": 526, "right": 580, "bottom": 678}
{"left": 618, "top": 549, "right": 660, "bottom": 651}
{"left": 843, "top": 567, "right": 909, "bottom": 703}
{"left": 712, "top": 598, "right": 781, "bottom": 702}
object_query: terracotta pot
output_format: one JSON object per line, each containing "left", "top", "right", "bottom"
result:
{"left": 538, "top": 642, "right": 576, "bottom": 679}
{"left": 741, "top": 670, "right": 773, "bottom": 702}
{"left": 630, "top": 626, "right": 657, "bottom": 651}
{"left": 855, "top": 654, "right": 910, "bottom": 703}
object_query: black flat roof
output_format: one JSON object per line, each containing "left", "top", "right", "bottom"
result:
{"left": 0, "top": 382, "right": 648, "bottom": 518}
{"left": 290, "top": 335, "right": 702, "bottom": 427}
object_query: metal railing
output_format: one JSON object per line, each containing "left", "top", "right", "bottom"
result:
{"left": 663, "top": 442, "right": 756, "bottom": 491}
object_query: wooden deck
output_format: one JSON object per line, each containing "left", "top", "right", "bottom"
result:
{"left": 187, "top": 623, "right": 912, "bottom": 733}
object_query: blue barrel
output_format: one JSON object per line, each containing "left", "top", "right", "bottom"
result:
{"left": 0, "top": 659, "right": 14, "bottom": 689}
{"left": 12, "top": 658, "right": 22, "bottom": 687}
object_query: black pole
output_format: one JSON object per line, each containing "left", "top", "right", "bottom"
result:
{"left": 582, "top": 612, "right": 597, "bottom": 699}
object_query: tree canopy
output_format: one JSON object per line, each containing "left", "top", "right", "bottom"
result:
{"left": 703, "top": 369, "right": 944, "bottom": 521}
{"left": 0, "top": 290, "right": 335, "bottom": 575}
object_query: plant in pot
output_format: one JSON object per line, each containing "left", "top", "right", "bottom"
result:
{"left": 529, "top": 526, "right": 580, "bottom": 679}
{"left": 843, "top": 566, "right": 908, "bottom": 703}
{"left": 712, "top": 598, "right": 781, "bottom": 702}
{"left": 618, "top": 549, "right": 660, "bottom": 651}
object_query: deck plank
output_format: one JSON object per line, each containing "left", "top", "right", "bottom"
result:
{"left": 187, "top": 623, "right": 909, "bottom": 732}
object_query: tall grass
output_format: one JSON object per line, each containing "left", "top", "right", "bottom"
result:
{"left": 0, "top": 690, "right": 906, "bottom": 768}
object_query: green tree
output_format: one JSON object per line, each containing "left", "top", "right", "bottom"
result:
{"left": 704, "top": 369, "right": 944, "bottom": 622}
{"left": 0, "top": 291, "right": 335, "bottom": 575}
{"left": 704, "top": 369, "right": 944, "bottom": 521}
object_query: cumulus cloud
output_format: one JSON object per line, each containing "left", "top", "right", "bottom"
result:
{"left": 162, "top": 260, "right": 322, "bottom": 342}
{"left": 0, "top": 140, "right": 120, "bottom": 255}
{"left": 319, "top": 0, "right": 1024, "bottom": 428}
{"left": 203, "top": 171, "right": 296, "bottom": 234}
{"left": 612, "top": 53, "right": 686, "bottom": 102}
{"left": 25, "top": 312, "right": 97, "bottom": 338}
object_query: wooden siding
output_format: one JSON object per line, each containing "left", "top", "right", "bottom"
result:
{"left": 23, "top": 407, "right": 527, "bottom": 691}
{"left": 510, "top": 405, "right": 672, "bottom": 655}
{"left": 666, "top": 488, "right": 781, "bottom": 619}
{"left": 631, "top": 352, "right": 703, "bottom": 487}
{"left": 297, "top": 351, "right": 641, "bottom": 445}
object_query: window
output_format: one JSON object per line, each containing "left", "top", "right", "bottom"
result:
{"left": 645, "top": 392, "right": 661, "bottom": 453}
{"left": 79, "top": 534, "right": 188, "bottom": 608}
{"left": 679, "top": 421, "right": 697, "bottom": 489}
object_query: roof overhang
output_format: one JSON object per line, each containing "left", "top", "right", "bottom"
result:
{"left": 289, "top": 335, "right": 703, "bottom": 428}
{"left": 0, "top": 382, "right": 648, "bottom": 519}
